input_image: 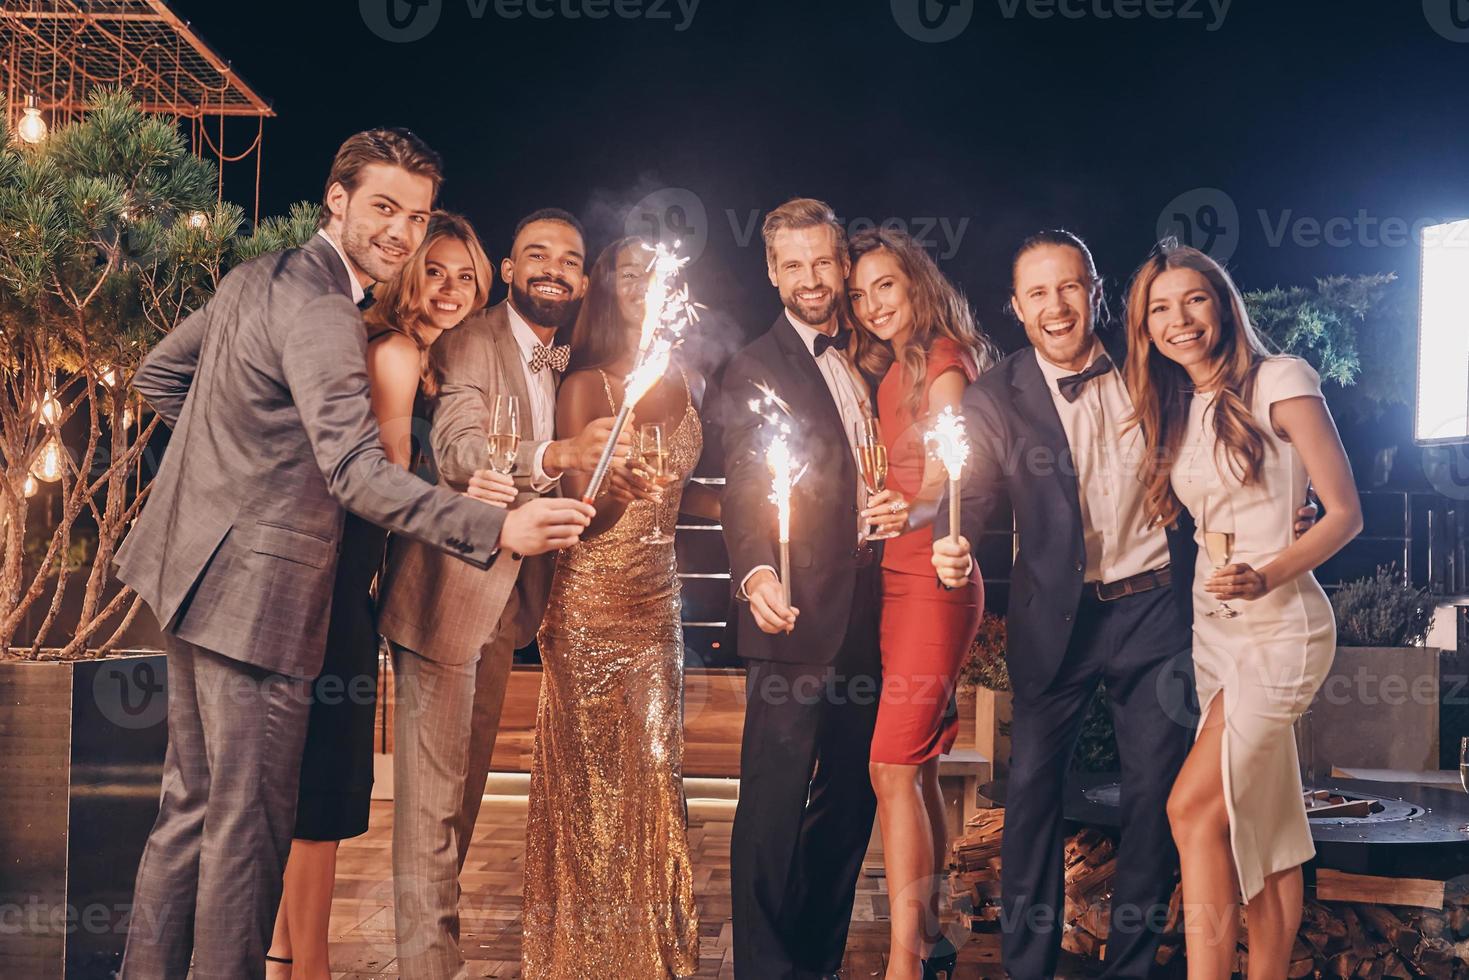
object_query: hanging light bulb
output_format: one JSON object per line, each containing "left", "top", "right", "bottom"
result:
{"left": 23, "top": 475, "right": 38, "bottom": 498}
{"left": 17, "top": 95, "right": 47, "bottom": 145}
{"left": 121, "top": 404, "right": 135, "bottom": 429}
{"left": 97, "top": 363, "right": 119, "bottom": 388}
{"left": 31, "top": 436, "right": 64, "bottom": 483}
{"left": 187, "top": 210, "right": 209, "bottom": 229}
{"left": 33, "top": 391, "right": 61, "bottom": 425}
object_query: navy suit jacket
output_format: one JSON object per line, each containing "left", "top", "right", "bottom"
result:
{"left": 937, "top": 338, "right": 1196, "bottom": 699}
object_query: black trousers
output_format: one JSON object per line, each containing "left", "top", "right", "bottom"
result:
{"left": 731, "top": 565, "right": 881, "bottom": 980}
{"left": 1001, "top": 586, "right": 1193, "bottom": 980}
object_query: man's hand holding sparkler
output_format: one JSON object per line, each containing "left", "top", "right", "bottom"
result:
{"left": 744, "top": 568, "right": 798, "bottom": 634}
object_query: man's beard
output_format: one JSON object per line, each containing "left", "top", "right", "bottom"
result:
{"left": 340, "top": 215, "right": 412, "bottom": 285}
{"left": 781, "top": 288, "right": 839, "bottom": 328}
{"left": 511, "top": 279, "right": 582, "bottom": 332}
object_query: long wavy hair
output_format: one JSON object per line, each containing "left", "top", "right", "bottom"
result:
{"left": 1123, "top": 242, "right": 1274, "bottom": 529}
{"left": 567, "top": 235, "right": 652, "bottom": 373}
{"left": 846, "top": 228, "right": 999, "bottom": 417}
{"left": 364, "top": 211, "right": 492, "bottom": 397}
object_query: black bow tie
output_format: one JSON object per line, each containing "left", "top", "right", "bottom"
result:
{"left": 813, "top": 330, "right": 851, "bottom": 358}
{"left": 356, "top": 290, "right": 375, "bottom": 312}
{"left": 1057, "top": 354, "right": 1114, "bottom": 403}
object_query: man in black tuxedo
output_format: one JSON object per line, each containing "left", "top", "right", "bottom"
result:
{"left": 720, "top": 198, "right": 879, "bottom": 980}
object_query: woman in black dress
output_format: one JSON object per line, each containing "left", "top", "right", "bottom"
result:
{"left": 266, "top": 212, "right": 511, "bottom": 979}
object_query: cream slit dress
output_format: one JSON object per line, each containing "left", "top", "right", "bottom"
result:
{"left": 1170, "top": 356, "right": 1336, "bottom": 902}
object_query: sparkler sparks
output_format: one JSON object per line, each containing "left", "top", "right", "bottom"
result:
{"left": 926, "top": 406, "right": 969, "bottom": 544}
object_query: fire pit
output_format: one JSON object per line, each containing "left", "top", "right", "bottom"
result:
{"left": 1052, "top": 774, "right": 1469, "bottom": 879}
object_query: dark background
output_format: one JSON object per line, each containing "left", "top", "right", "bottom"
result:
{"left": 154, "top": 0, "right": 1469, "bottom": 660}
{"left": 178, "top": 0, "right": 1468, "bottom": 354}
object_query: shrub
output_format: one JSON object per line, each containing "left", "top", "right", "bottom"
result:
{"left": 1330, "top": 565, "right": 1433, "bottom": 647}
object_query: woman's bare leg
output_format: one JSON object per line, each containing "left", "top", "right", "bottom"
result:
{"left": 872, "top": 760, "right": 933, "bottom": 980}
{"left": 1166, "top": 696, "right": 1239, "bottom": 980}
{"left": 269, "top": 839, "right": 339, "bottom": 980}
{"left": 1243, "top": 864, "right": 1304, "bottom": 980}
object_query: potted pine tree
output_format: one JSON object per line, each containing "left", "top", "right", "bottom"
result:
{"left": 0, "top": 89, "right": 314, "bottom": 979}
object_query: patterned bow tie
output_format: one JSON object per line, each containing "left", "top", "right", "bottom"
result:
{"left": 813, "top": 330, "right": 851, "bottom": 358}
{"left": 1057, "top": 353, "right": 1114, "bottom": 403}
{"left": 528, "top": 342, "right": 571, "bottom": 374}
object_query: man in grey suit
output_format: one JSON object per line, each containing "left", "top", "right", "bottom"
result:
{"left": 115, "top": 132, "right": 594, "bottom": 980}
{"left": 377, "top": 208, "right": 648, "bottom": 979}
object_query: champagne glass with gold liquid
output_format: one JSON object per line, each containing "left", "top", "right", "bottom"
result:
{"left": 855, "top": 417, "right": 897, "bottom": 541}
{"left": 486, "top": 394, "right": 521, "bottom": 476}
{"left": 1202, "top": 494, "right": 1240, "bottom": 619}
{"left": 638, "top": 422, "right": 676, "bottom": 545}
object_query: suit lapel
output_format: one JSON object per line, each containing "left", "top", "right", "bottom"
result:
{"left": 1011, "top": 351, "right": 1083, "bottom": 520}
{"left": 487, "top": 302, "right": 534, "bottom": 412}
{"left": 771, "top": 315, "right": 849, "bottom": 438}
{"left": 303, "top": 232, "right": 355, "bottom": 300}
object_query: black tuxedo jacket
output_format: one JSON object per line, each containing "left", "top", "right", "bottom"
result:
{"left": 720, "top": 315, "right": 872, "bottom": 665}
{"left": 937, "top": 338, "right": 1196, "bottom": 699}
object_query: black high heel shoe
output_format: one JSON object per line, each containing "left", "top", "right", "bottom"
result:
{"left": 922, "top": 936, "right": 958, "bottom": 979}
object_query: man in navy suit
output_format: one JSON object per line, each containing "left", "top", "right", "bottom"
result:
{"left": 935, "top": 230, "right": 1197, "bottom": 980}
{"left": 933, "top": 231, "right": 1314, "bottom": 979}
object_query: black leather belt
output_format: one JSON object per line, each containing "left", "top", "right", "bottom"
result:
{"left": 1091, "top": 565, "right": 1171, "bottom": 602}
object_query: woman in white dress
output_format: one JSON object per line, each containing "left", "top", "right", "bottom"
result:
{"left": 1123, "top": 243, "right": 1362, "bottom": 980}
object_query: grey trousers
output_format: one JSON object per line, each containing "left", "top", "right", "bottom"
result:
{"left": 120, "top": 634, "right": 311, "bottom": 980}
{"left": 390, "top": 624, "right": 517, "bottom": 980}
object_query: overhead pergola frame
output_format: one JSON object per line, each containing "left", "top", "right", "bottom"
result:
{"left": 0, "top": 0, "right": 275, "bottom": 219}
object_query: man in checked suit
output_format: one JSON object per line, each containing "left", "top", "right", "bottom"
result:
{"left": 377, "top": 208, "right": 646, "bottom": 979}
{"left": 115, "top": 132, "right": 594, "bottom": 980}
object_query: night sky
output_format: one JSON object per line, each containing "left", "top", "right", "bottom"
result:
{"left": 175, "top": 0, "right": 1469, "bottom": 358}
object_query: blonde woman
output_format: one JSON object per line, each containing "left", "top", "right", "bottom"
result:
{"left": 266, "top": 213, "right": 510, "bottom": 979}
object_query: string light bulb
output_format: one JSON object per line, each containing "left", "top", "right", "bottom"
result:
{"left": 186, "top": 210, "right": 208, "bottom": 229}
{"left": 31, "top": 436, "right": 64, "bottom": 483}
{"left": 34, "top": 391, "right": 61, "bottom": 425}
{"left": 23, "top": 475, "right": 38, "bottom": 498}
{"left": 17, "top": 95, "right": 47, "bottom": 145}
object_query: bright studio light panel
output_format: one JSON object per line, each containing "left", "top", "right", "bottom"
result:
{"left": 1416, "top": 218, "right": 1469, "bottom": 445}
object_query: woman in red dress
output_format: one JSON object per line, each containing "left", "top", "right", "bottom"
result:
{"left": 847, "top": 228, "right": 998, "bottom": 980}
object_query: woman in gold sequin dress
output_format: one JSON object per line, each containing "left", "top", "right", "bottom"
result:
{"left": 523, "top": 238, "right": 720, "bottom": 979}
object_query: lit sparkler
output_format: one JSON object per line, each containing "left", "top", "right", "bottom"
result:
{"left": 581, "top": 243, "right": 694, "bottom": 503}
{"left": 925, "top": 405, "right": 969, "bottom": 544}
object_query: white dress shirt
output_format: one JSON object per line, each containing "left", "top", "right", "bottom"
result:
{"left": 506, "top": 302, "right": 561, "bottom": 491}
{"left": 740, "top": 313, "right": 871, "bottom": 597}
{"left": 1034, "top": 344, "right": 1169, "bottom": 584}
{"left": 317, "top": 230, "right": 367, "bottom": 306}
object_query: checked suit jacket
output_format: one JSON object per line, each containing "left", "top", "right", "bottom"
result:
{"left": 114, "top": 233, "right": 501, "bottom": 680}
{"left": 376, "top": 301, "right": 559, "bottom": 664}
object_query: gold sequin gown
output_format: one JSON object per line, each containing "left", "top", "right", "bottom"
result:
{"left": 523, "top": 374, "right": 702, "bottom": 979}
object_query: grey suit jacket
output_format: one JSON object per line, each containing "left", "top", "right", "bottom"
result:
{"left": 376, "top": 301, "right": 558, "bottom": 665}
{"left": 115, "top": 234, "right": 503, "bottom": 679}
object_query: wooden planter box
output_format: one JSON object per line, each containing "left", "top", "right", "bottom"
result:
{"left": 0, "top": 652, "right": 168, "bottom": 980}
{"left": 1308, "top": 646, "right": 1440, "bottom": 776}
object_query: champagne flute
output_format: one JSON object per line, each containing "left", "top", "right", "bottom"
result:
{"left": 1202, "top": 494, "right": 1240, "bottom": 619}
{"left": 638, "top": 422, "right": 675, "bottom": 545}
{"left": 854, "top": 417, "right": 896, "bottom": 540}
{"left": 486, "top": 394, "right": 521, "bottom": 476}
{"left": 1459, "top": 738, "right": 1469, "bottom": 833}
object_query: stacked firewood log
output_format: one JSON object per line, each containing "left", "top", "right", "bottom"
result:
{"left": 949, "top": 809, "right": 1469, "bottom": 977}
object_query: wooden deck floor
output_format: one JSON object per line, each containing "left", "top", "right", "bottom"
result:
{"left": 321, "top": 797, "right": 1020, "bottom": 979}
